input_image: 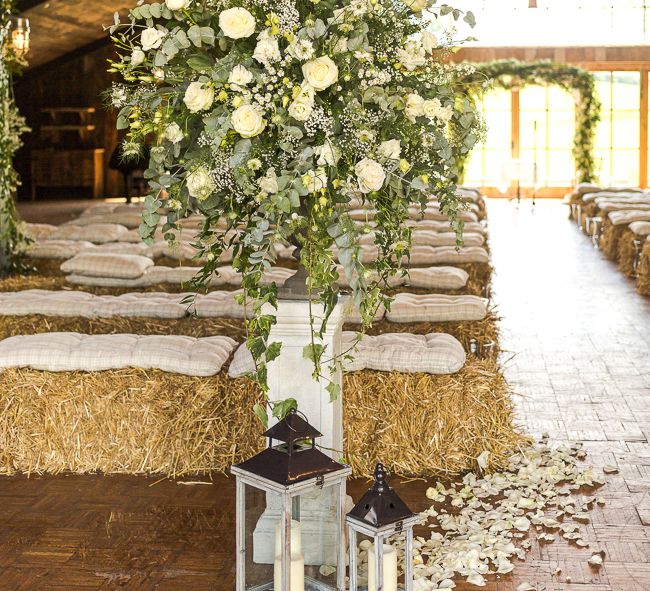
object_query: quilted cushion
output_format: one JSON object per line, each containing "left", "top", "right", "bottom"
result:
{"left": 66, "top": 212, "right": 147, "bottom": 229}
{"left": 411, "top": 231, "right": 484, "bottom": 247}
{"left": 0, "top": 333, "right": 236, "bottom": 377}
{"left": 408, "top": 246, "right": 489, "bottom": 265}
{"left": 23, "top": 223, "right": 58, "bottom": 240}
{"left": 629, "top": 221, "right": 650, "bottom": 236}
{"left": 50, "top": 223, "right": 130, "bottom": 244}
{"left": 61, "top": 253, "right": 154, "bottom": 279}
{"left": 406, "top": 220, "right": 486, "bottom": 234}
{"left": 405, "top": 266, "right": 469, "bottom": 290}
{"left": 27, "top": 240, "right": 95, "bottom": 259}
{"left": 609, "top": 210, "right": 650, "bottom": 226}
{"left": 386, "top": 293, "right": 488, "bottom": 323}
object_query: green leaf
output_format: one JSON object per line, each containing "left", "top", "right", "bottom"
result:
{"left": 266, "top": 341, "right": 282, "bottom": 363}
{"left": 187, "top": 54, "right": 213, "bottom": 72}
{"left": 188, "top": 25, "right": 203, "bottom": 47}
{"left": 303, "top": 343, "right": 324, "bottom": 362}
{"left": 463, "top": 10, "right": 476, "bottom": 27}
{"left": 326, "top": 382, "right": 340, "bottom": 403}
{"left": 271, "top": 398, "right": 298, "bottom": 421}
{"left": 253, "top": 403, "right": 268, "bottom": 428}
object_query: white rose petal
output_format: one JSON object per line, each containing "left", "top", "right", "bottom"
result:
{"left": 377, "top": 139, "right": 401, "bottom": 161}
{"left": 231, "top": 104, "right": 266, "bottom": 138}
{"left": 355, "top": 158, "right": 386, "bottom": 194}
{"left": 405, "top": 93, "right": 425, "bottom": 122}
{"left": 183, "top": 81, "right": 214, "bottom": 112}
{"left": 219, "top": 7, "right": 256, "bottom": 39}
{"left": 130, "top": 48, "right": 145, "bottom": 66}
{"left": 165, "top": 0, "right": 190, "bottom": 11}
{"left": 316, "top": 142, "right": 339, "bottom": 166}
{"left": 141, "top": 27, "right": 165, "bottom": 51}
{"left": 228, "top": 65, "right": 254, "bottom": 88}
{"left": 423, "top": 30, "right": 438, "bottom": 52}
{"left": 402, "top": 0, "right": 430, "bottom": 11}
{"left": 187, "top": 168, "right": 215, "bottom": 201}
{"left": 253, "top": 29, "right": 281, "bottom": 63}
{"left": 164, "top": 122, "right": 184, "bottom": 144}
{"left": 302, "top": 56, "right": 339, "bottom": 91}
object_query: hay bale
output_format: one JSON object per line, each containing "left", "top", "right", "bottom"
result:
{"left": 600, "top": 221, "right": 626, "bottom": 261}
{"left": 617, "top": 228, "right": 639, "bottom": 278}
{"left": 344, "top": 358, "right": 528, "bottom": 477}
{"left": 0, "top": 358, "right": 524, "bottom": 478}
{"left": 637, "top": 242, "right": 650, "bottom": 296}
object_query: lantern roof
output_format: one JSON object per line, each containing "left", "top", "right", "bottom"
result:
{"left": 347, "top": 463, "right": 417, "bottom": 528}
{"left": 233, "top": 410, "right": 346, "bottom": 486}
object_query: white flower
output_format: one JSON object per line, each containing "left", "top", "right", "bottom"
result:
{"left": 288, "top": 83, "right": 314, "bottom": 122}
{"left": 141, "top": 28, "right": 165, "bottom": 51}
{"left": 377, "top": 139, "right": 401, "bottom": 161}
{"left": 304, "top": 168, "right": 328, "bottom": 193}
{"left": 253, "top": 29, "right": 281, "bottom": 63}
{"left": 153, "top": 68, "right": 165, "bottom": 81}
{"left": 164, "top": 122, "right": 184, "bottom": 144}
{"left": 355, "top": 158, "right": 386, "bottom": 193}
{"left": 287, "top": 39, "right": 315, "bottom": 61}
{"left": 316, "top": 142, "right": 340, "bottom": 166}
{"left": 183, "top": 81, "right": 214, "bottom": 112}
{"left": 423, "top": 30, "right": 438, "bottom": 53}
{"left": 165, "top": 0, "right": 190, "bottom": 10}
{"left": 332, "top": 37, "right": 348, "bottom": 54}
{"left": 405, "top": 93, "right": 425, "bottom": 122}
{"left": 228, "top": 65, "right": 254, "bottom": 88}
{"left": 186, "top": 168, "right": 215, "bottom": 201}
{"left": 397, "top": 41, "right": 427, "bottom": 71}
{"left": 259, "top": 169, "right": 279, "bottom": 194}
{"left": 423, "top": 97, "right": 443, "bottom": 119}
{"left": 247, "top": 158, "right": 262, "bottom": 171}
{"left": 402, "top": 0, "right": 430, "bottom": 12}
{"left": 302, "top": 56, "right": 339, "bottom": 91}
{"left": 130, "top": 48, "right": 145, "bottom": 66}
{"left": 231, "top": 104, "right": 266, "bottom": 138}
{"left": 219, "top": 7, "right": 256, "bottom": 39}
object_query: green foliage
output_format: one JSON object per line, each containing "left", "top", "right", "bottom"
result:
{"left": 458, "top": 59, "right": 601, "bottom": 184}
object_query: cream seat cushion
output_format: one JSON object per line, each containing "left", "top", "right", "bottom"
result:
{"left": 405, "top": 266, "right": 469, "bottom": 290}
{"left": 50, "top": 223, "right": 130, "bottom": 244}
{"left": 408, "top": 246, "right": 489, "bottom": 265}
{"left": 61, "top": 253, "right": 154, "bottom": 279}
{"left": 386, "top": 293, "right": 488, "bottom": 323}
{"left": 609, "top": 210, "right": 650, "bottom": 226}
{"left": 0, "top": 333, "right": 236, "bottom": 377}
{"left": 23, "top": 223, "right": 58, "bottom": 240}
{"left": 629, "top": 221, "right": 650, "bottom": 236}
{"left": 27, "top": 240, "right": 96, "bottom": 259}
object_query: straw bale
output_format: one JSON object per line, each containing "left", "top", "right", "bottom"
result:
{"left": 617, "top": 228, "right": 640, "bottom": 278}
{"left": 637, "top": 242, "right": 650, "bottom": 296}
{"left": 600, "top": 221, "right": 626, "bottom": 261}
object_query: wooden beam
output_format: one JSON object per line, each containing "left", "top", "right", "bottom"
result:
{"left": 15, "top": 0, "right": 48, "bottom": 12}
{"left": 640, "top": 70, "right": 648, "bottom": 188}
{"left": 511, "top": 88, "right": 520, "bottom": 159}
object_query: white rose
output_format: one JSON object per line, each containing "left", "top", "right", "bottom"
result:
{"left": 231, "top": 104, "right": 266, "bottom": 138}
{"left": 355, "top": 158, "right": 386, "bottom": 194}
{"left": 397, "top": 42, "right": 427, "bottom": 71}
{"left": 422, "top": 31, "right": 438, "bottom": 53}
{"left": 423, "top": 98, "right": 442, "bottom": 119}
{"left": 287, "top": 38, "right": 315, "bottom": 61}
{"left": 219, "top": 7, "right": 256, "bottom": 39}
{"left": 165, "top": 0, "right": 190, "bottom": 10}
{"left": 377, "top": 139, "right": 401, "bottom": 161}
{"left": 304, "top": 168, "right": 328, "bottom": 193}
{"left": 316, "top": 142, "right": 340, "bottom": 166}
{"left": 183, "top": 81, "right": 214, "bottom": 112}
{"left": 253, "top": 29, "right": 281, "bottom": 63}
{"left": 259, "top": 169, "right": 279, "bottom": 194}
{"left": 402, "top": 0, "right": 430, "bottom": 12}
{"left": 288, "top": 83, "right": 314, "bottom": 121}
{"left": 187, "top": 168, "right": 215, "bottom": 201}
{"left": 164, "top": 122, "right": 184, "bottom": 144}
{"left": 439, "top": 105, "right": 454, "bottom": 123}
{"left": 228, "top": 65, "right": 254, "bottom": 88}
{"left": 302, "top": 56, "right": 339, "bottom": 91}
{"left": 405, "top": 93, "right": 425, "bottom": 122}
{"left": 130, "top": 48, "right": 145, "bottom": 66}
{"left": 141, "top": 28, "right": 165, "bottom": 51}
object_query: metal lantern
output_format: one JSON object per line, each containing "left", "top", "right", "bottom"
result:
{"left": 9, "top": 17, "right": 30, "bottom": 58}
{"left": 231, "top": 409, "right": 351, "bottom": 591}
{"left": 347, "top": 464, "right": 419, "bottom": 591}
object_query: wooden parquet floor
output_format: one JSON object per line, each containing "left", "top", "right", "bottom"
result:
{"left": 1, "top": 199, "right": 648, "bottom": 590}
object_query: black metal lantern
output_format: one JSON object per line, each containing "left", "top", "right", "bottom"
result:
{"left": 347, "top": 464, "right": 419, "bottom": 591}
{"left": 231, "top": 409, "right": 351, "bottom": 591}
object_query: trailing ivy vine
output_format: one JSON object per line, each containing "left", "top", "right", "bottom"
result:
{"left": 459, "top": 59, "right": 601, "bottom": 184}
{"left": 0, "top": 0, "right": 30, "bottom": 276}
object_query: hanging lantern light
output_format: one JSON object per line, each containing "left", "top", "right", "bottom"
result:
{"left": 231, "top": 409, "right": 351, "bottom": 590}
{"left": 9, "top": 17, "right": 30, "bottom": 58}
{"left": 347, "top": 464, "right": 420, "bottom": 591}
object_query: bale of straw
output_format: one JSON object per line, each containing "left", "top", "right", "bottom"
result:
{"left": 637, "top": 242, "right": 650, "bottom": 296}
{"left": 0, "top": 359, "right": 525, "bottom": 478}
{"left": 600, "top": 221, "right": 626, "bottom": 261}
{"left": 344, "top": 357, "right": 529, "bottom": 477}
{"left": 617, "top": 228, "right": 639, "bottom": 278}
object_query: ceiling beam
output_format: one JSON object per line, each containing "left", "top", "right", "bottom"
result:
{"left": 16, "top": 0, "right": 49, "bottom": 12}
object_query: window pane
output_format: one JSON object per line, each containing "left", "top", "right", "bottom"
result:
{"left": 612, "top": 72, "right": 640, "bottom": 110}
{"left": 612, "top": 111, "right": 640, "bottom": 149}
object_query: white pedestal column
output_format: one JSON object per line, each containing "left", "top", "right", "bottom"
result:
{"left": 254, "top": 298, "right": 346, "bottom": 566}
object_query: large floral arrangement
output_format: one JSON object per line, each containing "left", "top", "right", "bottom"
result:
{"left": 109, "top": 0, "right": 481, "bottom": 417}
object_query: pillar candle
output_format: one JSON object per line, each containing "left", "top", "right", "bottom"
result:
{"left": 273, "top": 519, "right": 305, "bottom": 591}
{"left": 368, "top": 543, "right": 398, "bottom": 591}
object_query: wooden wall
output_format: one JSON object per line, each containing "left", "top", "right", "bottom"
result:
{"left": 13, "top": 41, "right": 123, "bottom": 200}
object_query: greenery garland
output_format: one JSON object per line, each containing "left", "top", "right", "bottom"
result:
{"left": 459, "top": 59, "right": 601, "bottom": 184}
{"left": 0, "top": 0, "right": 30, "bottom": 276}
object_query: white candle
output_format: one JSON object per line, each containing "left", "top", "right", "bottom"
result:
{"left": 273, "top": 519, "right": 305, "bottom": 591}
{"left": 368, "top": 543, "right": 398, "bottom": 591}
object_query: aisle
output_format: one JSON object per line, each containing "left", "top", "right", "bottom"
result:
{"left": 488, "top": 198, "right": 650, "bottom": 589}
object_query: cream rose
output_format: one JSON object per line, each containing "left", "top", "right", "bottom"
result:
{"left": 259, "top": 169, "right": 279, "bottom": 194}
{"left": 187, "top": 168, "right": 215, "bottom": 201}
{"left": 130, "top": 48, "right": 145, "bottom": 66}
{"left": 422, "top": 31, "right": 438, "bottom": 53}
{"left": 316, "top": 142, "right": 340, "bottom": 166}
{"left": 164, "top": 122, "right": 184, "bottom": 144}
{"left": 423, "top": 98, "right": 442, "bottom": 119}
{"left": 302, "top": 56, "right": 339, "bottom": 91}
{"left": 288, "top": 98, "right": 313, "bottom": 122}
{"left": 253, "top": 29, "right": 281, "bottom": 63}
{"left": 405, "top": 93, "right": 425, "bottom": 122}
{"left": 228, "top": 65, "right": 254, "bottom": 88}
{"left": 231, "top": 104, "right": 266, "bottom": 138}
{"left": 397, "top": 42, "right": 427, "bottom": 71}
{"left": 377, "top": 139, "right": 401, "bottom": 161}
{"left": 355, "top": 158, "right": 386, "bottom": 194}
{"left": 165, "top": 0, "right": 191, "bottom": 10}
{"left": 402, "top": 0, "right": 430, "bottom": 12}
{"left": 141, "top": 28, "right": 165, "bottom": 51}
{"left": 219, "top": 7, "right": 256, "bottom": 39}
{"left": 183, "top": 81, "right": 214, "bottom": 112}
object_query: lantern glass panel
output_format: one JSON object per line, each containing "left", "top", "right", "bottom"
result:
{"left": 351, "top": 532, "right": 405, "bottom": 591}
{"left": 242, "top": 483, "right": 278, "bottom": 590}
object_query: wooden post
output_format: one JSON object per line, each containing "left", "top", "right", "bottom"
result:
{"left": 640, "top": 70, "right": 648, "bottom": 188}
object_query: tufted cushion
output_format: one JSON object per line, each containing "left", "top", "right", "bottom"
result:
{"left": 23, "top": 223, "right": 58, "bottom": 240}
{"left": 411, "top": 231, "right": 485, "bottom": 247}
{"left": 609, "top": 210, "right": 650, "bottom": 226}
{"left": 0, "top": 333, "right": 236, "bottom": 377}
{"left": 407, "top": 220, "right": 486, "bottom": 234}
{"left": 27, "top": 240, "right": 96, "bottom": 259}
{"left": 405, "top": 266, "right": 469, "bottom": 290}
{"left": 408, "top": 246, "right": 489, "bottom": 265}
{"left": 50, "top": 223, "right": 130, "bottom": 244}
{"left": 61, "top": 253, "right": 154, "bottom": 279}
{"left": 66, "top": 212, "right": 147, "bottom": 229}
{"left": 88, "top": 242, "right": 153, "bottom": 256}
{"left": 629, "top": 221, "right": 650, "bottom": 236}
{"left": 386, "top": 293, "right": 488, "bottom": 323}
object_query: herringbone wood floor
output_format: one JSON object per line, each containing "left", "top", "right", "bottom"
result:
{"left": 1, "top": 199, "right": 648, "bottom": 590}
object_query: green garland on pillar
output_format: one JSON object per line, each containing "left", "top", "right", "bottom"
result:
{"left": 0, "top": 0, "right": 30, "bottom": 275}
{"left": 459, "top": 59, "right": 601, "bottom": 184}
